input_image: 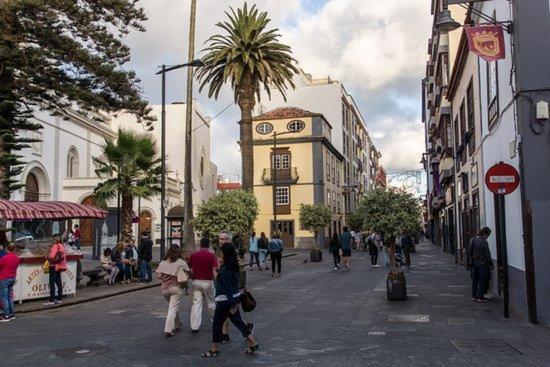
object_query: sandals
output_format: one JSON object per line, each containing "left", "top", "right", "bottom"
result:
{"left": 244, "top": 344, "right": 260, "bottom": 354}
{"left": 201, "top": 350, "right": 219, "bottom": 357}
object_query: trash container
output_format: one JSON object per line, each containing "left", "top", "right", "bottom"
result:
{"left": 386, "top": 273, "right": 407, "bottom": 301}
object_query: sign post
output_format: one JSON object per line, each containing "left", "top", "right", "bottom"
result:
{"left": 485, "top": 162, "right": 520, "bottom": 319}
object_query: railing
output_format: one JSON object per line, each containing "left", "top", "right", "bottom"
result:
{"left": 261, "top": 167, "right": 299, "bottom": 185}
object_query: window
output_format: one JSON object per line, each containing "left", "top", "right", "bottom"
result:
{"left": 66, "top": 147, "right": 79, "bottom": 178}
{"left": 331, "top": 155, "right": 335, "bottom": 183}
{"left": 256, "top": 122, "right": 273, "bottom": 134}
{"left": 273, "top": 154, "right": 290, "bottom": 169}
{"left": 336, "top": 162, "right": 340, "bottom": 186}
{"left": 327, "top": 190, "right": 331, "bottom": 206}
{"left": 337, "top": 195, "right": 341, "bottom": 214}
{"left": 459, "top": 101, "right": 467, "bottom": 165}
{"left": 487, "top": 59, "right": 499, "bottom": 126}
{"left": 275, "top": 187, "right": 289, "bottom": 205}
{"left": 466, "top": 78, "right": 476, "bottom": 154}
{"left": 326, "top": 151, "right": 330, "bottom": 180}
{"left": 287, "top": 120, "right": 305, "bottom": 132}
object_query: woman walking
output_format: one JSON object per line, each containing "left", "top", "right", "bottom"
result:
{"left": 268, "top": 233, "right": 284, "bottom": 277}
{"left": 329, "top": 233, "right": 341, "bottom": 270}
{"left": 43, "top": 234, "right": 67, "bottom": 306}
{"left": 0, "top": 243, "right": 19, "bottom": 321}
{"left": 202, "top": 243, "right": 259, "bottom": 357}
{"left": 156, "top": 244, "right": 190, "bottom": 337}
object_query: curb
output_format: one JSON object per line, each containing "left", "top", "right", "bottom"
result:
{"left": 16, "top": 282, "right": 160, "bottom": 314}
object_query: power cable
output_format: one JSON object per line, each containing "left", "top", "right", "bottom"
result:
{"left": 193, "top": 101, "right": 234, "bottom": 132}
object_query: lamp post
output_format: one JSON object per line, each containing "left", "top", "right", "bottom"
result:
{"left": 155, "top": 59, "right": 204, "bottom": 260}
{"left": 271, "top": 131, "right": 294, "bottom": 235}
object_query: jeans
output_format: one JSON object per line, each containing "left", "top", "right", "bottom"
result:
{"left": 212, "top": 299, "right": 250, "bottom": 343}
{"left": 471, "top": 261, "right": 490, "bottom": 298}
{"left": 190, "top": 279, "right": 215, "bottom": 331}
{"left": 139, "top": 260, "right": 152, "bottom": 281}
{"left": 249, "top": 251, "right": 260, "bottom": 268}
{"left": 49, "top": 269, "right": 63, "bottom": 302}
{"left": 162, "top": 285, "right": 183, "bottom": 333}
{"left": 270, "top": 251, "right": 282, "bottom": 274}
{"left": 370, "top": 249, "right": 378, "bottom": 265}
{"left": 259, "top": 249, "right": 268, "bottom": 268}
{"left": 0, "top": 278, "right": 15, "bottom": 317}
{"left": 332, "top": 252, "right": 340, "bottom": 267}
{"left": 124, "top": 263, "right": 132, "bottom": 281}
{"left": 74, "top": 239, "right": 81, "bottom": 250}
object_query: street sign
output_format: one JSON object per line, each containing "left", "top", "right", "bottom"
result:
{"left": 485, "top": 162, "right": 520, "bottom": 195}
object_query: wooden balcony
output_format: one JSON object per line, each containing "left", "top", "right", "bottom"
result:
{"left": 261, "top": 167, "right": 299, "bottom": 185}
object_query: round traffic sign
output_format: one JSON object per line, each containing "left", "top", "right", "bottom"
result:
{"left": 485, "top": 162, "right": 520, "bottom": 195}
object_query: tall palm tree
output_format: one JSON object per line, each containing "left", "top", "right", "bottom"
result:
{"left": 197, "top": 3, "right": 298, "bottom": 190}
{"left": 93, "top": 129, "right": 162, "bottom": 243}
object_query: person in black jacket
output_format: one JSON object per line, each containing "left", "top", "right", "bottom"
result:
{"left": 467, "top": 227, "right": 493, "bottom": 302}
{"left": 400, "top": 231, "right": 413, "bottom": 267}
{"left": 138, "top": 231, "right": 153, "bottom": 282}
{"left": 329, "top": 233, "right": 341, "bottom": 270}
{"left": 202, "top": 234, "right": 259, "bottom": 357}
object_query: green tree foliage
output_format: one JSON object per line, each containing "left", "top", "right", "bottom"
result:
{"left": 299, "top": 204, "right": 332, "bottom": 249}
{"left": 93, "top": 129, "right": 161, "bottom": 243}
{"left": 191, "top": 190, "right": 259, "bottom": 245}
{"left": 197, "top": 3, "right": 298, "bottom": 190}
{"left": 0, "top": 0, "right": 153, "bottom": 198}
{"left": 354, "top": 188, "right": 422, "bottom": 238}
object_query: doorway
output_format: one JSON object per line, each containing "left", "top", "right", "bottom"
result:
{"left": 271, "top": 220, "right": 295, "bottom": 248}
{"left": 80, "top": 195, "right": 96, "bottom": 246}
{"left": 139, "top": 210, "right": 153, "bottom": 234}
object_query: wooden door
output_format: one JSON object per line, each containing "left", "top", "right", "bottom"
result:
{"left": 80, "top": 196, "right": 96, "bottom": 246}
{"left": 139, "top": 210, "right": 152, "bottom": 234}
{"left": 25, "top": 173, "right": 39, "bottom": 202}
{"left": 271, "top": 220, "right": 294, "bottom": 248}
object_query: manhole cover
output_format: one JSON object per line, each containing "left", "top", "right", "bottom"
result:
{"left": 53, "top": 345, "right": 109, "bottom": 359}
{"left": 449, "top": 339, "right": 522, "bottom": 355}
{"left": 387, "top": 314, "right": 430, "bottom": 323}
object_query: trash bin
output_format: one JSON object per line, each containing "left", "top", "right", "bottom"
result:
{"left": 386, "top": 273, "right": 407, "bottom": 301}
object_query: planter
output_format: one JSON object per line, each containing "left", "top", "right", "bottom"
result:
{"left": 310, "top": 249, "right": 323, "bottom": 262}
{"left": 386, "top": 271, "right": 407, "bottom": 301}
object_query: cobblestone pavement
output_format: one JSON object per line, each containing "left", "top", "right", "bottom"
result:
{"left": 2, "top": 242, "right": 549, "bottom": 367}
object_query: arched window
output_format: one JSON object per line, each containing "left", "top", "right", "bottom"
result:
{"left": 287, "top": 120, "right": 305, "bottom": 132}
{"left": 67, "top": 147, "right": 79, "bottom": 178}
{"left": 256, "top": 122, "right": 273, "bottom": 134}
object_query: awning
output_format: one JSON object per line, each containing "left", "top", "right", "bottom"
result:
{"left": 0, "top": 200, "right": 108, "bottom": 221}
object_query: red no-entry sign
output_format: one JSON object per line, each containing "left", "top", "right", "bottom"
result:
{"left": 485, "top": 162, "right": 520, "bottom": 195}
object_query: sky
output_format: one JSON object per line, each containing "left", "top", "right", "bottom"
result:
{"left": 123, "top": 0, "right": 432, "bottom": 180}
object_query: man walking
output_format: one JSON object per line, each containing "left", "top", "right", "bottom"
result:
{"left": 400, "top": 231, "right": 413, "bottom": 268}
{"left": 188, "top": 237, "right": 219, "bottom": 333}
{"left": 138, "top": 231, "right": 153, "bottom": 282}
{"left": 248, "top": 232, "right": 260, "bottom": 271}
{"left": 339, "top": 227, "right": 353, "bottom": 270}
{"left": 468, "top": 227, "right": 493, "bottom": 302}
{"left": 73, "top": 224, "right": 81, "bottom": 250}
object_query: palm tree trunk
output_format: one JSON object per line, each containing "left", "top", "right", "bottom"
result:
{"left": 120, "top": 191, "right": 134, "bottom": 244}
{"left": 238, "top": 74, "right": 256, "bottom": 190}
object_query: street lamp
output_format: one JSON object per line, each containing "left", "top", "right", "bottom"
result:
{"left": 155, "top": 59, "right": 203, "bottom": 260}
{"left": 435, "top": 3, "right": 513, "bottom": 34}
{"left": 271, "top": 131, "right": 294, "bottom": 236}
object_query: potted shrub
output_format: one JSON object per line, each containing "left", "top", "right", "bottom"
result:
{"left": 299, "top": 204, "right": 332, "bottom": 263}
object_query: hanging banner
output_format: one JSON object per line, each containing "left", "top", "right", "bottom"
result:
{"left": 465, "top": 25, "right": 505, "bottom": 62}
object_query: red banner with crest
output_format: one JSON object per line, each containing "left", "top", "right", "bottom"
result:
{"left": 465, "top": 25, "right": 505, "bottom": 62}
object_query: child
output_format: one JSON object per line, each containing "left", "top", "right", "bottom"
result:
{"left": 101, "top": 248, "right": 120, "bottom": 285}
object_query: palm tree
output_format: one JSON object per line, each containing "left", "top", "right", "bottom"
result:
{"left": 197, "top": 3, "right": 298, "bottom": 190}
{"left": 93, "top": 129, "right": 162, "bottom": 243}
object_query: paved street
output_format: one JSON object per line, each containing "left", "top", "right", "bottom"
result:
{"left": 3, "top": 242, "right": 550, "bottom": 367}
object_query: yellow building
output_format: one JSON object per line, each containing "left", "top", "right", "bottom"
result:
{"left": 252, "top": 107, "right": 344, "bottom": 249}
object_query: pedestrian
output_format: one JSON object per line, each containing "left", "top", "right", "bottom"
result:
{"left": 400, "top": 231, "right": 413, "bottom": 267}
{"left": 138, "top": 231, "right": 153, "bottom": 283}
{"left": 156, "top": 244, "right": 190, "bottom": 337}
{"left": 111, "top": 241, "right": 127, "bottom": 284}
{"left": 233, "top": 234, "right": 245, "bottom": 260}
{"left": 329, "top": 232, "right": 341, "bottom": 270}
{"left": 100, "top": 248, "right": 120, "bottom": 285}
{"left": 467, "top": 227, "right": 493, "bottom": 302}
{"left": 257, "top": 232, "right": 269, "bottom": 271}
{"left": 64, "top": 228, "right": 75, "bottom": 248}
{"left": 0, "top": 243, "right": 19, "bottom": 322}
{"left": 248, "top": 232, "right": 260, "bottom": 271}
{"left": 201, "top": 241, "right": 259, "bottom": 357}
{"left": 122, "top": 242, "right": 136, "bottom": 282}
{"left": 339, "top": 227, "right": 352, "bottom": 270}
{"left": 377, "top": 232, "right": 389, "bottom": 266}
{"left": 42, "top": 234, "right": 67, "bottom": 306}
{"left": 188, "top": 237, "right": 219, "bottom": 334}
{"left": 353, "top": 230, "right": 363, "bottom": 252}
{"left": 73, "top": 224, "right": 81, "bottom": 250}
{"left": 268, "top": 233, "right": 284, "bottom": 277}
{"left": 366, "top": 232, "right": 379, "bottom": 267}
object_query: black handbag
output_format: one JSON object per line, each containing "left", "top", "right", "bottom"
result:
{"left": 240, "top": 290, "right": 257, "bottom": 312}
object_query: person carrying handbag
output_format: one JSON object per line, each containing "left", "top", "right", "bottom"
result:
{"left": 156, "top": 244, "right": 190, "bottom": 337}
{"left": 43, "top": 234, "right": 67, "bottom": 306}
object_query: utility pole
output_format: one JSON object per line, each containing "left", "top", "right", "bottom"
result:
{"left": 184, "top": 0, "right": 197, "bottom": 250}
{"left": 160, "top": 65, "right": 166, "bottom": 260}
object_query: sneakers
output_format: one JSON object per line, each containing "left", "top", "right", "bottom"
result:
{"left": 334, "top": 267, "right": 339, "bottom": 270}
{"left": 476, "top": 296, "right": 489, "bottom": 302}
{"left": 54, "top": 300, "right": 63, "bottom": 305}
{"left": 0, "top": 317, "right": 11, "bottom": 323}
{"left": 9, "top": 314, "right": 15, "bottom": 320}
{"left": 42, "top": 301, "right": 55, "bottom": 306}
{"left": 471, "top": 297, "right": 478, "bottom": 301}
{"left": 192, "top": 329, "right": 200, "bottom": 334}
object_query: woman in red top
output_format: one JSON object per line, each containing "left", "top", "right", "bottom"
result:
{"left": 43, "top": 234, "right": 67, "bottom": 306}
{"left": 0, "top": 243, "right": 20, "bottom": 322}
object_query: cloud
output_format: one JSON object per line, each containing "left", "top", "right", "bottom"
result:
{"left": 124, "top": 0, "right": 430, "bottom": 175}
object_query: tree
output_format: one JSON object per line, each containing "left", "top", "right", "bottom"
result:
{"left": 0, "top": 0, "right": 153, "bottom": 199}
{"left": 197, "top": 3, "right": 298, "bottom": 190}
{"left": 191, "top": 190, "right": 259, "bottom": 246}
{"left": 353, "top": 188, "right": 422, "bottom": 240}
{"left": 299, "top": 204, "right": 333, "bottom": 250}
{"left": 93, "top": 129, "right": 161, "bottom": 244}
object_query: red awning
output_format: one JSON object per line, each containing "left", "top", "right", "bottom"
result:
{"left": 0, "top": 200, "right": 108, "bottom": 221}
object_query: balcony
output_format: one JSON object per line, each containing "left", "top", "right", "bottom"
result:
{"left": 261, "top": 167, "right": 299, "bottom": 185}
